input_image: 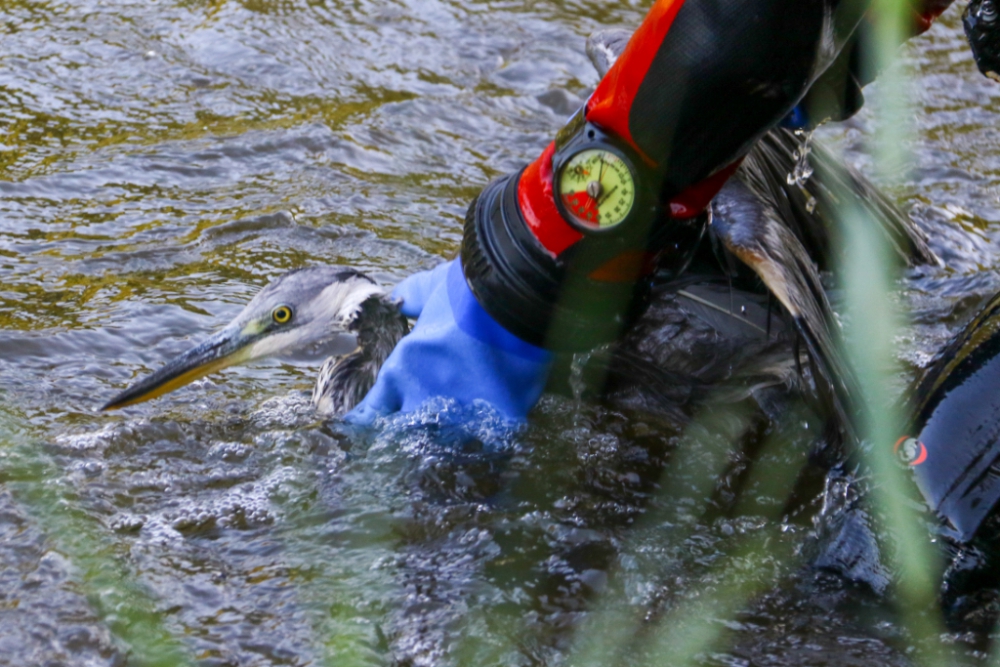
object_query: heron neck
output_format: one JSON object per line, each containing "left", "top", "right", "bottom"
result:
{"left": 312, "top": 294, "right": 408, "bottom": 416}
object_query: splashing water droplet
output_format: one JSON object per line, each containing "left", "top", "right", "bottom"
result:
{"left": 786, "top": 128, "right": 815, "bottom": 187}
{"left": 569, "top": 351, "right": 592, "bottom": 402}
{"left": 568, "top": 345, "right": 612, "bottom": 402}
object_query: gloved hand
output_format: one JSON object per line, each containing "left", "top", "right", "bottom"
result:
{"left": 346, "top": 259, "right": 553, "bottom": 424}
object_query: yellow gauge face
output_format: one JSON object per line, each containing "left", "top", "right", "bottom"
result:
{"left": 557, "top": 148, "right": 636, "bottom": 230}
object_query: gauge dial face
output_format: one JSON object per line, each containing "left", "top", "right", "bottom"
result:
{"left": 557, "top": 148, "right": 636, "bottom": 230}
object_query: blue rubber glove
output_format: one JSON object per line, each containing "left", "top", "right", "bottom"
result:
{"left": 346, "top": 259, "right": 553, "bottom": 424}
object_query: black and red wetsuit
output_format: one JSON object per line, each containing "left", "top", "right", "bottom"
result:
{"left": 460, "top": 0, "right": 955, "bottom": 351}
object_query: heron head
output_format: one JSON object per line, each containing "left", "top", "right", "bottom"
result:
{"left": 101, "top": 267, "right": 388, "bottom": 411}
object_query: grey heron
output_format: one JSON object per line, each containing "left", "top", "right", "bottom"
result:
{"left": 101, "top": 267, "right": 408, "bottom": 416}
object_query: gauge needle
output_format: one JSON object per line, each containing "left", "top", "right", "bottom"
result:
{"left": 598, "top": 157, "right": 608, "bottom": 185}
{"left": 597, "top": 185, "right": 617, "bottom": 207}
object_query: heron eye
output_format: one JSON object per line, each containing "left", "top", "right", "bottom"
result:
{"left": 272, "top": 305, "right": 293, "bottom": 324}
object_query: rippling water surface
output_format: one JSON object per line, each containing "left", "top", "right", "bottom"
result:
{"left": 3, "top": 1, "right": 1000, "bottom": 665}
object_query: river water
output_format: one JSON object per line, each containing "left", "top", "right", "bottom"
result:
{"left": 2, "top": 1, "right": 1000, "bottom": 666}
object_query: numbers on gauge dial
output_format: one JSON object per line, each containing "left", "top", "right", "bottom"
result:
{"left": 558, "top": 149, "right": 636, "bottom": 230}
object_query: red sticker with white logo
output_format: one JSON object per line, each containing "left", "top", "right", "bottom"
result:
{"left": 894, "top": 436, "right": 927, "bottom": 466}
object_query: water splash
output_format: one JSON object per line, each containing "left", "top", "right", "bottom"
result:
{"left": 569, "top": 344, "right": 612, "bottom": 403}
{"left": 786, "top": 128, "right": 816, "bottom": 189}
{"left": 366, "top": 397, "right": 524, "bottom": 457}
{"left": 785, "top": 128, "right": 821, "bottom": 215}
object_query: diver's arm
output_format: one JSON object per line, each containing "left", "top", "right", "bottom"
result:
{"left": 349, "top": 0, "right": 956, "bottom": 423}
{"left": 463, "top": 0, "right": 871, "bottom": 352}
{"left": 352, "top": 0, "right": 878, "bottom": 423}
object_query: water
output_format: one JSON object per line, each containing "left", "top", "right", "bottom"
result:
{"left": 2, "top": 1, "right": 1000, "bottom": 665}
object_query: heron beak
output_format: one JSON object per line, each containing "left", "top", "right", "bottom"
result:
{"left": 101, "top": 325, "right": 254, "bottom": 411}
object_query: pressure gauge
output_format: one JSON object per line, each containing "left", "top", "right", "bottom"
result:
{"left": 555, "top": 146, "right": 638, "bottom": 232}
